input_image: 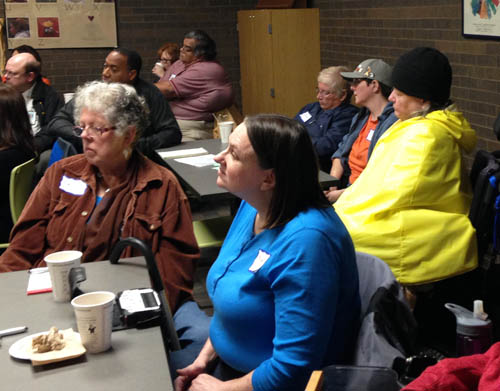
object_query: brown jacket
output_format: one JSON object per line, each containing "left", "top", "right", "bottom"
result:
{"left": 0, "top": 153, "right": 199, "bottom": 311}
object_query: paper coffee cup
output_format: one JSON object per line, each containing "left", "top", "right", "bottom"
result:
{"left": 218, "top": 121, "right": 234, "bottom": 144}
{"left": 44, "top": 250, "right": 82, "bottom": 302}
{"left": 71, "top": 291, "right": 115, "bottom": 354}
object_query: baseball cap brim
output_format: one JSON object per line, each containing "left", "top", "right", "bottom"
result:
{"left": 340, "top": 71, "right": 370, "bottom": 80}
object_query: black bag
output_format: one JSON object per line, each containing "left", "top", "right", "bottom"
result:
{"left": 469, "top": 149, "right": 500, "bottom": 341}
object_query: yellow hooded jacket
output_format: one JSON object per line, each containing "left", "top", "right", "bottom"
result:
{"left": 334, "top": 108, "right": 478, "bottom": 285}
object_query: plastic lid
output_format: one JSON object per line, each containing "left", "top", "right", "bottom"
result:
{"left": 445, "top": 303, "right": 492, "bottom": 336}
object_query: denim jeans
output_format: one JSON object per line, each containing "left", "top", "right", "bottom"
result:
{"left": 169, "top": 300, "right": 211, "bottom": 377}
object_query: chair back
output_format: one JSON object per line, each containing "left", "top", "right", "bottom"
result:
{"left": 353, "top": 252, "right": 417, "bottom": 367}
{"left": 48, "top": 137, "right": 78, "bottom": 168}
{"left": 193, "top": 216, "right": 232, "bottom": 248}
{"left": 306, "top": 365, "right": 401, "bottom": 391}
{"left": 9, "top": 158, "right": 36, "bottom": 224}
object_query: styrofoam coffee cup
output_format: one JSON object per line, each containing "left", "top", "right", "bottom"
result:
{"left": 44, "top": 250, "right": 82, "bottom": 302}
{"left": 219, "top": 121, "right": 234, "bottom": 144}
{"left": 71, "top": 291, "right": 115, "bottom": 354}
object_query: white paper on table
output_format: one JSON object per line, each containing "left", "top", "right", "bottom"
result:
{"left": 158, "top": 148, "right": 208, "bottom": 159}
{"left": 175, "top": 154, "right": 216, "bottom": 167}
{"left": 26, "top": 268, "right": 52, "bottom": 295}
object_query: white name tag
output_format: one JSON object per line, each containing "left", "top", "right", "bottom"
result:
{"left": 300, "top": 111, "right": 312, "bottom": 122}
{"left": 59, "top": 175, "right": 87, "bottom": 196}
{"left": 28, "top": 110, "right": 37, "bottom": 125}
{"left": 367, "top": 129, "right": 375, "bottom": 141}
{"left": 169, "top": 74, "right": 177, "bottom": 81}
{"left": 249, "top": 249, "right": 271, "bottom": 273}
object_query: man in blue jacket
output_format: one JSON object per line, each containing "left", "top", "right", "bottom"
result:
{"left": 294, "top": 66, "right": 358, "bottom": 173}
{"left": 325, "top": 59, "right": 397, "bottom": 203}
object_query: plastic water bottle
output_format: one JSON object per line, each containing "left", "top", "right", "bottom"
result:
{"left": 445, "top": 301, "right": 493, "bottom": 356}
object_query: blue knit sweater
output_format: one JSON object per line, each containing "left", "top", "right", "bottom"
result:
{"left": 207, "top": 201, "right": 360, "bottom": 390}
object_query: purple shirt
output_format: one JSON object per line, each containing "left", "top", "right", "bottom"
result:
{"left": 163, "top": 60, "right": 233, "bottom": 121}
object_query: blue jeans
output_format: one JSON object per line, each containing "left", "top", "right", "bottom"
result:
{"left": 169, "top": 300, "right": 211, "bottom": 377}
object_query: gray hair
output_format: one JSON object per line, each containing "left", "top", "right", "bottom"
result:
{"left": 73, "top": 81, "right": 149, "bottom": 141}
{"left": 317, "top": 66, "right": 351, "bottom": 100}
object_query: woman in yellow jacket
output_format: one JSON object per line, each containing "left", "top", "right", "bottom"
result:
{"left": 334, "top": 47, "right": 478, "bottom": 352}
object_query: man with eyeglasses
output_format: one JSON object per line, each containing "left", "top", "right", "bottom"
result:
{"left": 44, "top": 47, "right": 181, "bottom": 156}
{"left": 3, "top": 52, "right": 63, "bottom": 144}
{"left": 155, "top": 30, "right": 233, "bottom": 141}
{"left": 325, "top": 59, "right": 397, "bottom": 203}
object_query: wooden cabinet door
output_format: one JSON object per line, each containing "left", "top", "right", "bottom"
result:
{"left": 238, "top": 10, "right": 275, "bottom": 116}
{"left": 271, "top": 9, "right": 320, "bottom": 117}
{"left": 238, "top": 9, "right": 320, "bottom": 117}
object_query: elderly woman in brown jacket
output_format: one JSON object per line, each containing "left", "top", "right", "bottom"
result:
{"left": 0, "top": 80, "right": 199, "bottom": 312}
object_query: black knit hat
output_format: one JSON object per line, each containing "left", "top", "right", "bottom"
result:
{"left": 391, "top": 47, "right": 452, "bottom": 106}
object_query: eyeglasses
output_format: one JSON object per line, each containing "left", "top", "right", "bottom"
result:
{"left": 2, "top": 70, "right": 24, "bottom": 78}
{"left": 316, "top": 88, "right": 333, "bottom": 97}
{"left": 73, "top": 124, "right": 116, "bottom": 137}
{"left": 159, "top": 57, "right": 173, "bottom": 64}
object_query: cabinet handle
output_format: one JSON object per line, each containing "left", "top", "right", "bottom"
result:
{"left": 270, "top": 88, "right": 275, "bottom": 98}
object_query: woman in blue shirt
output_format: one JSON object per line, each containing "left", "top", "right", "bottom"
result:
{"left": 174, "top": 114, "right": 360, "bottom": 391}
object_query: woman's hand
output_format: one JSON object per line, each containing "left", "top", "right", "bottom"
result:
{"left": 186, "top": 374, "right": 225, "bottom": 391}
{"left": 188, "top": 372, "right": 254, "bottom": 391}
{"left": 174, "top": 361, "right": 207, "bottom": 391}
{"left": 324, "top": 187, "right": 344, "bottom": 203}
{"left": 174, "top": 338, "right": 219, "bottom": 391}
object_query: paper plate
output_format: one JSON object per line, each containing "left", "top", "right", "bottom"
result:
{"left": 9, "top": 328, "right": 86, "bottom": 365}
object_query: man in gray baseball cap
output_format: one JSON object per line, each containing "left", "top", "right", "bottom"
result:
{"left": 325, "top": 58, "right": 397, "bottom": 203}
{"left": 340, "top": 58, "right": 393, "bottom": 88}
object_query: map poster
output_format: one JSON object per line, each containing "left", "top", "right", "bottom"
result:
{"left": 4, "top": 0, "right": 117, "bottom": 49}
{"left": 463, "top": 0, "right": 500, "bottom": 39}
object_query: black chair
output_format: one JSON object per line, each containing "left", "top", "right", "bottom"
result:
{"left": 353, "top": 252, "right": 417, "bottom": 368}
{"left": 109, "top": 237, "right": 181, "bottom": 353}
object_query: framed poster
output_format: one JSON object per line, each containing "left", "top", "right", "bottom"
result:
{"left": 4, "top": 0, "right": 117, "bottom": 49}
{"left": 463, "top": 0, "right": 500, "bottom": 39}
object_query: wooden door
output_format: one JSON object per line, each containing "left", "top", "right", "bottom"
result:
{"left": 271, "top": 9, "right": 320, "bottom": 117}
{"left": 238, "top": 10, "right": 275, "bottom": 116}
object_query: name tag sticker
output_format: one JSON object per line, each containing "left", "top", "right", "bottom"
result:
{"left": 28, "top": 110, "right": 37, "bottom": 125}
{"left": 59, "top": 175, "right": 87, "bottom": 196}
{"left": 367, "top": 129, "right": 375, "bottom": 141}
{"left": 300, "top": 111, "right": 312, "bottom": 122}
{"left": 169, "top": 74, "right": 177, "bottom": 80}
{"left": 249, "top": 249, "right": 271, "bottom": 273}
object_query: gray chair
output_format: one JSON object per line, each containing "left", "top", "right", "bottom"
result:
{"left": 353, "top": 251, "right": 417, "bottom": 367}
{"left": 306, "top": 252, "right": 413, "bottom": 391}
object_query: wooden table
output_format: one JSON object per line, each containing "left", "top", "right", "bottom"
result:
{"left": 0, "top": 258, "right": 173, "bottom": 391}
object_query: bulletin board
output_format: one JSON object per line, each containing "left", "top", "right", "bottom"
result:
{"left": 4, "top": 0, "right": 117, "bottom": 49}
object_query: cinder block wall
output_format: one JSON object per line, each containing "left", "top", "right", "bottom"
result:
{"left": 2, "top": 0, "right": 499, "bottom": 158}
{"left": 315, "top": 0, "right": 500, "bottom": 161}
{"left": 1, "top": 0, "right": 257, "bottom": 110}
